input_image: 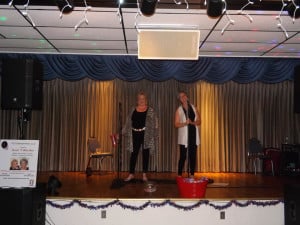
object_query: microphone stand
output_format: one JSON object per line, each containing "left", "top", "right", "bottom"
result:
{"left": 111, "top": 102, "right": 125, "bottom": 189}
{"left": 18, "top": 108, "right": 29, "bottom": 140}
{"left": 186, "top": 101, "right": 190, "bottom": 178}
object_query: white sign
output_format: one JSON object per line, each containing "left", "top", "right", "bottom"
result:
{"left": 0, "top": 139, "right": 39, "bottom": 188}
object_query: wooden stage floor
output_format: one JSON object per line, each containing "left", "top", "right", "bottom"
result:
{"left": 37, "top": 171, "right": 300, "bottom": 200}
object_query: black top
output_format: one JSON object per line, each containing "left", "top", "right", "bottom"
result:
{"left": 183, "top": 104, "right": 196, "bottom": 146}
{"left": 131, "top": 109, "right": 147, "bottom": 129}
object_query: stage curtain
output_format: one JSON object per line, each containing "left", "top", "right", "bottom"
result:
{"left": 0, "top": 78, "right": 116, "bottom": 171}
{"left": 116, "top": 80, "right": 299, "bottom": 172}
{"left": 39, "top": 79, "right": 117, "bottom": 171}
{"left": 197, "top": 81, "right": 298, "bottom": 172}
{"left": 0, "top": 54, "right": 299, "bottom": 83}
{"left": 1, "top": 78, "right": 299, "bottom": 172}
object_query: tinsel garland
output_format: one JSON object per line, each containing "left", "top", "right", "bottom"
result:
{"left": 46, "top": 199, "right": 283, "bottom": 211}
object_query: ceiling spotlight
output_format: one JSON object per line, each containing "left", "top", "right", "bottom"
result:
{"left": 55, "top": 0, "right": 74, "bottom": 14}
{"left": 286, "top": 0, "right": 300, "bottom": 19}
{"left": 207, "top": 0, "right": 224, "bottom": 18}
{"left": 140, "top": 0, "right": 158, "bottom": 17}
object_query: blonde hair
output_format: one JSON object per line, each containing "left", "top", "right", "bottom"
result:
{"left": 137, "top": 91, "right": 147, "bottom": 98}
{"left": 11, "top": 159, "right": 18, "bottom": 165}
{"left": 136, "top": 91, "right": 148, "bottom": 104}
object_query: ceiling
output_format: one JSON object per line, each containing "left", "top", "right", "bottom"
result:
{"left": 0, "top": 0, "right": 299, "bottom": 58}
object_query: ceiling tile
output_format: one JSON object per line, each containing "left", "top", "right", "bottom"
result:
{"left": 50, "top": 39, "right": 127, "bottom": 50}
{"left": 38, "top": 27, "right": 124, "bottom": 40}
{"left": 0, "top": 26, "right": 44, "bottom": 39}
{"left": 0, "top": 3, "right": 299, "bottom": 58}
{"left": 0, "top": 39, "right": 54, "bottom": 49}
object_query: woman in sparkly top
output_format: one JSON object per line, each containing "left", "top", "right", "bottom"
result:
{"left": 122, "top": 91, "right": 158, "bottom": 182}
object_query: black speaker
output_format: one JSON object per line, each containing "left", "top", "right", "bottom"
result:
{"left": 0, "top": 183, "right": 46, "bottom": 225}
{"left": 285, "top": 183, "right": 300, "bottom": 225}
{"left": 1, "top": 58, "right": 43, "bottom": 110}
{"left": 140, "top": 0, "right": 158, "bottom": 16}
{"left": 295, "top": 65, "right": 300, "bottom": 114}
{"left": 207, "top": 0, "right": 224, "bottom": 18}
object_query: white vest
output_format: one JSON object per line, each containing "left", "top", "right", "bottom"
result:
{"left": 177, "top": 105, "right": 200, "bottom": 147}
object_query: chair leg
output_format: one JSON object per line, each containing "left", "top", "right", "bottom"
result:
{"left": 110, "top": 157, "right": 114, "bottom": 172}
{"left": 253, "top": 159, "right": 257, "bottom": 175}
{"left": 271, "top": 160, "right": 274, "bottom": 176}
{"left": 86, "top": 157, "right": 92, "bottom": 170}
{"left": 98, "top": 156, "right": 114, "bottom": 174}
{"left": 246, "top": 157, "right": 251, "bottom": 173}
{"left": 86, "top": 157, "right": 92, "bottom": 176}
{"left": 99, "top": 157, "right": 105, "bottom": 173}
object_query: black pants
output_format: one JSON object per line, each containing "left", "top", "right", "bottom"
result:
{"left": 129, "top": 131, "right": 149, "bottom": 174}
{"left": 178, "top": 144, "right": 197, "bottom": 176}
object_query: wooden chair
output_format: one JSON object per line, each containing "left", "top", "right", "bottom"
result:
{"left": 85, "top": 137, "right": 114, "bottom": 176}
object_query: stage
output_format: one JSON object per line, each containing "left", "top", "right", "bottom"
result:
{"left": 37, "top": 171, "right": 297, "bottom": 199}
{"left": 36, "top": 172, "right": 299, "bottom": 225}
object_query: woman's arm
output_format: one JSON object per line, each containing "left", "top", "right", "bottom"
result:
{"left": 174, "top": 108, "right": 187, "bottom": 128}
{"left": 192, "top": 107, "right": 201, "bottom": 126}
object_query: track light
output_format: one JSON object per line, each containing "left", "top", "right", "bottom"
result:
{"left": 55, "top": 0, "right": 74, "bottom": 14}
{"left": 207, "top": 0, "right": 224, "bottom": 18}
{"left": 140, "top": 0, "right": 158, "bottom": 17}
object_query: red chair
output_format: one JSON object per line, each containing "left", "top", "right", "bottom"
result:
{"left": 263, "top": 148, "right": 281, "bottom": 175}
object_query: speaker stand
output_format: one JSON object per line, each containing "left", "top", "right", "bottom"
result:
{"left": 18, "top": 108, "right": 31, "bottom": 139}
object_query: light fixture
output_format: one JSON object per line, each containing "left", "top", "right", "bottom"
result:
{"left": 286, "top": 0, "right": 300, "bottom": 19}
{"left": 55, "top": 0, "right": 74, "bottom": 15}
{"left": 237, "top": 0, "right": 254, "bottom": 23}
{"left": 277, "top": 0, "right": 289, "bottom": 38}
{"left": 206, "top": 0, "right": 224, "bottom": 18}
{"left": 74, "top": 0, "right": 91, "bottom": 30}
{"left": 140, "top": 0, "right": 158, "bottom": 17}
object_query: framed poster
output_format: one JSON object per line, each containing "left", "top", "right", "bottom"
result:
{"left": 0, "top": 139, "right": 39, "bottom": 188}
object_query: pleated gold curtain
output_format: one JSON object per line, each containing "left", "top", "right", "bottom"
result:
{"left": 1, "top": 78, "right": 299, "bottom": 172}
{"left": 39, "top": 78, "right": 117, "bottom": 171}
{"left": 197, "top": 81, "right": 298, "bottom": 172}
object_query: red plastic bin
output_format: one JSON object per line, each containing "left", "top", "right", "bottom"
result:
{"left": 176, "top": 177, "right": 208, "bottom": 198}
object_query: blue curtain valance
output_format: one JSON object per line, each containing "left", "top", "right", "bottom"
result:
{"left": 0, "top": 53, "right": 299, "bottom": 83}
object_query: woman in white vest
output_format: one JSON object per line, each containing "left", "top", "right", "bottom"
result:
{"left": 175, "top": 91, "right": 201, "bottom": 178}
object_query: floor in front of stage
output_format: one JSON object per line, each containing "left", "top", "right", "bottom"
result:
{"left": 37, "top": 171, "right": 300, "bottom": 200}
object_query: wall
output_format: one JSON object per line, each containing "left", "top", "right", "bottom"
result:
{"left": 46, "top": 198, "right": 284, "bottom": 225}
